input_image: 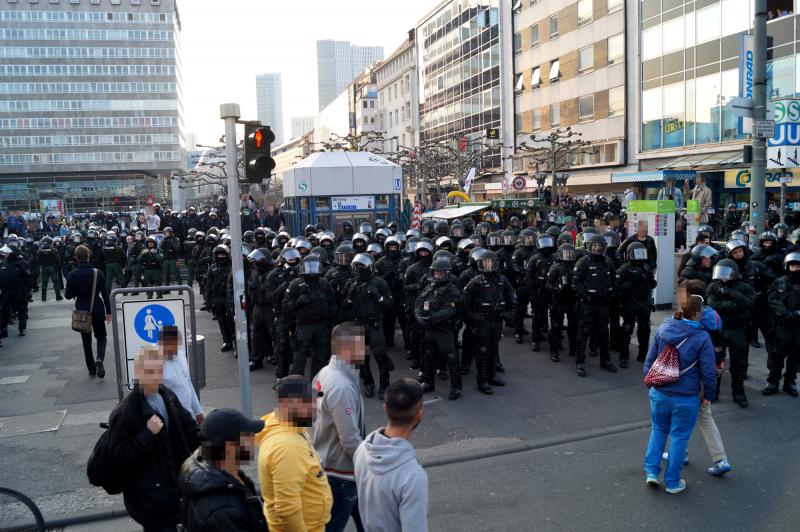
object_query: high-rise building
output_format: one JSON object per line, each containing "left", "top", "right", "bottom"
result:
{"left": 512, "top": 0, "right": 629, "bottom": 196}
{"left": 316, "top": 39, "right": 383, "bottom": 111}
{"left": 255, "top": 73, "right": 284, "bottom": 145}
{"left": 290, "top": 116, "right": 315, "bottom": 139}
{"left": 0, "top": 0, "right": 185, "bottom": 213}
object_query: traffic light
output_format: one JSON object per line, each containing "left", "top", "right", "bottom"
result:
{"left": 243, "top": 124, "right": 276, "bottom": 183}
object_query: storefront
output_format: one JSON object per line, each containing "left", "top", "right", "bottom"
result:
{"left": 281, "top": 152, "right": 403, "bottom": 236}
{"left": 610, "top": 170, "right": 697, "bottom": 201}
{"left": 721, "top": 168, "right": 800, "bottom": 212}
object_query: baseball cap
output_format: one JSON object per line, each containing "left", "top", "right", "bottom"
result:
{"left": 276, "top": 375, "right": 319, "bottom": 399}
{"left": 199, "top": 408, "right": 264, "bottom": 444}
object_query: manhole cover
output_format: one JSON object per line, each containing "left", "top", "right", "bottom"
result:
{"left": 0, "top": 410, "right": 67, "bottom": 438}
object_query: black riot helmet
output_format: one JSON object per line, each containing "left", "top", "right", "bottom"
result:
{"left": 688, "top": 243, "right": 719, "bottom": 266}
{"left": 713, "top": 258, "right": 739, "bottom": 282}
{"left": 476, "top": 250, "right": 500, "bottom": 273}
{"left": 134, "top": 230, "right": 144, "bottom": 242}
{"left": 105, "top": 234, "right": 117, "bottom": 246}
{"left": 300, "top": 255, "right": 324, "bottom": 278}
{"left": 725, "top": 239, "right": 748, "bottom": 258}
{"left": 163, "top": 226, "right": 174, "bottom": 238}
{"left": 243, "top": 230, "right": 255, "bottom": 244}
{"left": 501, "top": 230, "right": 517, "bottom": 247}
{"left": 146, "top": 236, "right": 157, "bottom": 249}
{"left": 698, "top": 225, "right": 714, "bottom": 240}
{"left": 557, "top": 243, "right": 577, "bottom": 262}
{"left": 416, "top": 239, "right": 434, "bottom": 258}
{"left": 759, "top": 231, "right": 778, "bottom": 248}
{"left": 536, "top": 235, "right": 555, "bottom": 251}
{"left": 457, "top": 238, "right": 476, "bottom": 255}
{"left": 468, "top": 247, "right": 488, "bottom": 267}
{"left": 358, "top": 222, "right": 374, "bottom": 238}
{"left": 486, "top": 231, "right": 502, "bottom": 248}
{"left": 351, "top": 233, "right": 369, "bottom": 253}
{"left": 450, "top": 223, "right": 464, "bottom": 238}
{"left": 374, "top": 218, "right": 386, "bottom": 229}
{"left": 351, "top": 253, "right": 374, "bottom": 280}
{"left": 546, "top": 226, "right": 561, "bottom": 239}
{"left": 40, "top": 236, "right": 53, "bottom": 249}
{"left": 518, "top": 228, "right": 537, "bottom": 247}
{"left": 279, "top": 247, "right": 302, "bottom": 269}
{"left": 304, "top": 224, "right": 317, "bottom": 237}
{"left": 435, "top": 220, "right": 450, "bottom": 237}
{"left": 557, "top": 232, "right": 573, "bottom": 246}
{"left": 603, "top": 230, "right": 621, "bottom": 250}
{"left": 627, "top": 241, "right": 648, "bottom": 262}
{"left": 476, "top": 221, "right": 492, "bottom": 237}
{"left": 774, "top": 222, "right": 790, "bottom": 239}
{"left": 384, "top": 236, "right": 401, "bottom": 255}
{"left": 375, "top": 228, "right": 392, "bottom": 244}
{"left": 420, "top": 219, "right": 436, "bottom": 236}
{"left": 430, "top": 256, "right": 452, "bottom": 282}
{"left": 248, "top": 248, "right": 273, "bottom": 268}
{"left": 586, "top": 234, "right": 607, "bottom": 256}
{"left": 435, "top": 236, "right": 453, "bottom": 252}
{"left": 461, "top": 217, "right": 475, "bottom": 234}
{"left": 213, "top": 244, "right": 230, "bottom": 263}
{"left": 509, "top": 216, "right": 522, "bottom": 230}
{"left": 334, "top": 243, "right": 355, "bottom": 266}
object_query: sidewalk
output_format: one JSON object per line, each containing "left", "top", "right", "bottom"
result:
{"left": 0, "top": 288, "right": 773, "bottom": 522}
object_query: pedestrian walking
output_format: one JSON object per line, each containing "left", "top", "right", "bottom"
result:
{"left": 312, "top": 322, "right": 367, "bottom": 532}
{"left": 256, "top": 375, "right": 332, "bottom": 532}
{"left": 64, "top": 245, "right": 112, "bottom": 378}
{"left": 354, "top": 379, "right": 428, "bottom": 532}
{"left": 178, "top": 408, "right": 268, "bottom": 532}
{"left": 642, "top": 292, "right": 717, "bottom": 494}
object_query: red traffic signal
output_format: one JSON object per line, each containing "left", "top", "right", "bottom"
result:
{"left": 247, "top": 126, "right": 275, "bottom": 149}
{"left": 243, "top": 124, "right": 276, "bottom": 183}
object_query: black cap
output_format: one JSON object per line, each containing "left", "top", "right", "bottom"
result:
{"left": 276, "top": 375, "right": 317, "bottom": 399}
{"left": 199, "top": 408, "right": 264, "bottom": 444}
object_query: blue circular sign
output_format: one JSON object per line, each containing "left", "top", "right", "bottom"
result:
{"left": 134, "top": 304, "right": 176, "bottom": 343}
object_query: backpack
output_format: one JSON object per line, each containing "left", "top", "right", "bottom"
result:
{"left": 644, "top": 337, "right": 696, "bottom": 387}
{"left": 86, "top": 423, "right": 126, "bottom": 495}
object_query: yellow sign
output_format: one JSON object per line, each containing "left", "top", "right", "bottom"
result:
{"left": 723, "top": 168, "right": 800, "bottom": 188}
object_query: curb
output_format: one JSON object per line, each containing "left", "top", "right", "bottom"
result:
{"left": 41, "top": 504, "right": 129, "bottom": 529}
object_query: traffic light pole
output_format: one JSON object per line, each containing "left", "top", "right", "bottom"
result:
{"left": 220, "top": 102, "right": 252, "bottom": 417}
{"left": 750, "top": 0, "right": 767, "bottom": 231}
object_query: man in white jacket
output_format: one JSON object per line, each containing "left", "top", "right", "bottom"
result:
{"left": 354, "top": 378, "right": 428, "bottom": 532}
{"left": 312, "top": 322, "right": 367, "bottom": 532}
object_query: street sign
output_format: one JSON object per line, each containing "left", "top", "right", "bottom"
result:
{"left": 490, "top": 198, "right": 539, "bottom": 209}
{"left": 512, "top": 176, "right": 526, "bottom": 191}
{"left": 121, "top": 299, "right": 187, "bottom": 390}
{"left": 332, "top": 196, "right": 374, "bottom": 211}
{"left": 755, "top": 119, "right": 775, "bottom": 139}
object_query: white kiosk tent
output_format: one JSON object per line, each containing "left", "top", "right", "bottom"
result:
{"left": 282, "top": 152, "right": 403, "bottom": 235}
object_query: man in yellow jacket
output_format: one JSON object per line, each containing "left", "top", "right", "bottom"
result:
{"left": 256, "top": 375, "right": 332, "bottom": 532}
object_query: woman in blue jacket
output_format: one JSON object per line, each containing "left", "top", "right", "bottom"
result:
{"left": 643, "top": 292, "right": 717, "bottom": 494}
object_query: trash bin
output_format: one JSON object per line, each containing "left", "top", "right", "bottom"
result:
{"left": 187, "top": 334, "right": 206, "bottom": 390}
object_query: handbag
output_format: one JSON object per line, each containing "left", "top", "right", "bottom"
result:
{"left": 644, "top": 337, "right": 697, "bottom": 388}
{"left": 71, "top": 268, "right": 98, "bottom": 334}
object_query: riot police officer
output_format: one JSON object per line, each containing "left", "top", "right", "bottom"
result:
{"left": 679, "top": 244, "right": 718, "bottom": 285}
{"left": 326, "top": 243, "right": 356, "bottom": 325}
{"left": 415, "top": 257, "right": 462, "bottom": 400}
{"left": 102, "top": 234, "right": 126, "bottom": 294}
{"left": 403, "top": 239, "right": 434, "bottom": 369}
{"left": 266, "top": 247, "right": 302, "bottom": 379}
{"left": 128, "top": 231, "right": 146, "bottom": 293}
{"left": 512, "top": 228, "right": 536, "bottom": 343}
{"left": 283, "top": 255, "right": 335, "bottom": 379}
{"left": 205, "top": 244, "right": 235, "bottom": 352}
{"left": 526, "top": 233, "right": 557, "bottom": 352}
{"left": 461, "top": 250, "right": 515, "bottom": 394}
{"left": 342, "top": 253, "right": 394, "bottom": 399}
{"left": 616, "top": 242, "right": 657, "bottom": 366}
{"left": 160, "top": 226, "right": 182, "bottom": 288}
{"left": 572, "top": 234, "right": 618, "bottom": 377}
{"left": 546, "top": 243, "right": 579, "bottom": 362}
{"left": 764, "top": 251, "right": 800, "bottom": 397}
{"left": 246, "top": 248, "right": 276, "bottom": 370}
{"left": 0, "top": 245, "right": 32, "bottom": 337}
{"left": 183, "top": 228, "right": 198, "bottom": 288}
{"left": 37, "top": 237, "right": 63, "bottom": 301}
{"left": 375, "top": 236, "right": 405, "bottom": 348}
{"left": 138, "top": 236, "right": 163, "bottom": 300}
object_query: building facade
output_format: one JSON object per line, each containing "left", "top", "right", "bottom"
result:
{"left": 0, "top": 0, "right": 185, "bottom": 214}
{"left": 316, "top": 39, "right": 383, "bottom": 111}
{"left": 348, "top": 66, "right": 379, "bottom": 144}
{"left": 628, "top": 0, "right": 798, "bottom": 209}
{"left": 290, "top": 115, "right": 314, "bottom": 139}
{"left": 255, "top": 72, "right": 284, "bottom": 145}
{"left": 376, "top": 33, "right": 420, "bottom": 156}
{"left": 512, "top": 0, "right": 628, "bottom": 195}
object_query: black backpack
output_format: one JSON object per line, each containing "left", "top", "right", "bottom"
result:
{"left": 86, "top": 423, "right": 126, "bottom": 495}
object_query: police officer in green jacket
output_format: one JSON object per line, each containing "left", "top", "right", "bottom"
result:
{"left": 37, "top": 236, "right": 63, "bottom": 302}
{"left": 129, "top": 231, "right": 146, "bottom": 294}
{"left": 183, "top": 228, "right": 198, "bottom": 287}
{"left": 102, "top": 233, "right": 126, "bottom": 293}
{"left": 139, "top": 236, "right": 164, "bottom": 300}
{"left": 159, "top": 226, "right": 182, "bottom": 289}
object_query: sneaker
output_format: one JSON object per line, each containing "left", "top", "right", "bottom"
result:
{"left": 645, "top": 474, "right": 659, "bottom": 487}
{"left": 662, "top": 452, "right": 689, "bottom": 465}
{"left": 95, "top": 360, "right": 105, "bottom": 379}
{"left": 708, "top": 459, "right": 732, "bottom": 477}
{"left": 665, "top": 479, "right": 687, "bottom": 494}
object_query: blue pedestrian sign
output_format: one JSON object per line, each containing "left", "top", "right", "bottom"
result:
{"left": 134, "top": 304, "right": 176, "bottom": 343}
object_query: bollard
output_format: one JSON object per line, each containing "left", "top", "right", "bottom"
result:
{"left": 187, "top": 334, "right": 206, "bottom": 390}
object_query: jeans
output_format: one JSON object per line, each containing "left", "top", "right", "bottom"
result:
{"left": 326, "top": 476, "right": 362, "bottom": 532}
{"left": 80, "top": 310, "right": 107, "bottom": 372}
{"left": 696, "top": 402, "right": 727, "bottom": 463}
{"left": 644, "top": 388, "right": 700, "bottom": 489}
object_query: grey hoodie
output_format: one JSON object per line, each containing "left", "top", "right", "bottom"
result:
{"left": 354, "top": 428, "right": 428, "bottom": 532}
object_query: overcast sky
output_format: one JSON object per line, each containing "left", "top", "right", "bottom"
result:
{"left": 180, "top": 0, "right": 438, "bottom": 147}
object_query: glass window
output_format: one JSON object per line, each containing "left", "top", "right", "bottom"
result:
{"left": 721, "top": 68, "right": 745, "bottom": 141}
{"left": 549, "top": 15, "right": 558, "bottom": 39}
{"left": 531, "top": 24, "right": 539, "bottom": 47}
{"left": 608, "top": 33, "right": 624, "bottom": 64}
{"left": 663, "top": 82, "right": 686, "bottom": 148}
{"left": 577, "top": 0, "right": 593, "bottom": 26}
{"left": 642, "top": 25, "right": 663, "bottom": 61}
{"left": 550, "top": 103, "right": 560, "bottom": 127}
{"left": 533, "top": 109, "right": 542, "bottom": 130}
{"left": 642, "top": 86, "right": 663, "bottom": 150}
{"left": 767, "top": 55, "right": 795, "bottom": 99}
{"left": 696, "top": 72, "right": 722, "bottom": 144}
{"left": 549, "top": 59, "right": 560, "bottom": 81}
{"left": 608, "top": 0, "right": 623, "bottom": 13}
{"left": 721, "top": 0, "right": 750, "bottom": 37}
{"left": 685, "top": 11, "right": 696, "bottom": 48}
{"left": 662, "top": 16, "right": 685, "bottom": 54}
{"left": 579, "top": 95, "right": 594, "bottom": 121}
{"left": 686, "top": 79, "right": 696, "bottom": 145}
{"left": 609, "top": 86, "right": 624, "bottom": 117}
{"left": 531, "top": 66, "right": 541, "bottom": 87}
{"left": 515, "top": 73, "right": 524, "bottom": 92}
{"left": 513, "top": 32, "right": 522, "bottom": 54}
{"left": 578, "top": 46, "right": 593, "bottom": 73}
{"left": 696, "top": 3, "right": 721, "bottom": 44}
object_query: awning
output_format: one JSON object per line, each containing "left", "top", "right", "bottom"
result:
{"left": 420, "top": 203, "right": 488, "bottom": 220}
{"left": 610, "top": 170, "right": 695, "bottom": 183}
{"left": 657, "top": 151, "right": 743, "bottom": 170}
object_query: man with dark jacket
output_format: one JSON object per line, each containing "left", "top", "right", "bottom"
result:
{"left": 178, "top": 408, "right": 267, "bottom": 532}
{"left": 617, "top": 220, "right": 658, "bottom": 270}
{"left": 109, "top": 348, "right": 199, "bottom": 532}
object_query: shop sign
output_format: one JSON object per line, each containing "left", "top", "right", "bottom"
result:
{"left": 724, "top": 169, "right": 800, "bottom": 188}
{"left": 490, "top": 198, "right": 539, "bottom": 209}
{"left": 332, "top": 196, "right": 374, "bottom": 211}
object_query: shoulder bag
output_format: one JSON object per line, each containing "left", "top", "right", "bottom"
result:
{"left": 71, "top": 268, "right": 98, "bottom": 334}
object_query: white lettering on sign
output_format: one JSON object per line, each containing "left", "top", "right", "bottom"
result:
{"left": 332, "top": 196, "right": 375, "bottom": 211}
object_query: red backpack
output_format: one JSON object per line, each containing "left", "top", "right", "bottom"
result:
{"left": 644, "top": 337, "right": 697, "bottom": 387}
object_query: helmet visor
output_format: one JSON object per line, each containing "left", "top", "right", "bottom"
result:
{"left": 301, "top": 261, "right": 323, "bottom": 275}
{"left": 588, "top": 242, "right": 605, "bottom": 255}
{"left": 713, "top": 265, "right": 735, "bottom": 281}
{"left": 334, "top": 252, "right": 354, "bottom": 266}
{"left": 487, "top": 236, "right": 501, "bottom": 246}
{"left": 519, "top": 235, "right": 535, "bottom": 247}
{"left": 451, "top": 226, "right": 464, "bottom": 238}
{"left": 478, "top": 257, "right": 499, "bottom": 272}
{"left": 559, "top": 248, "right": 577, "bottom": 262}
{"left": 631, "top": 248, "right": 648, "bottom": 261}
{"left": 537, "top": 237, "right": 554, "bottom": 249}
{"left": 501, "top": 235, "right": 516, "bottom": 246}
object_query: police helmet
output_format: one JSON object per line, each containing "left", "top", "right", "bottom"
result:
{"left": 713, "top": 258, "right": 739, "bottom": 281}
{"left": 420, "top": 220, "right": 436, "bottom": 235}
{"left": 406, "top": 229, "right": 420, "bottom": 239}
{"left": 366, "top": 243, "right": 383, "bottom": 257}
{"left": 247, "top": 248, "right": 273, "bottom": 267}
{"left": 627, "top": 241, "right": 648, "bottom": 262}
{"left": 450, "top": 224, "right": 464, "bottom": 238}
{"left": 536, "top": 236, "right": 556, "bottom": 250}
{"left": 509, "top": 216, "right": 522, "bottom": 229}
{"left": 774, "top": 222, "right": 790, "bottom": 239}
{"left": 469, "top": 247, "right": 488, "bottom": 267}
{"left": 435, "top": 236, "right": 453, "bottom": 251}
{"left": 759, "top": 231, "right": 778, "bottom": 245}
{"left": 146, "top": 236, "right": 157, "bottom": 247}
{"left": 279, "top": 247, "right": 302, "bottom": 266}
{"left": 351, "top": 253, "right": 374, "bottom": 271}
{"left": 213, "top": 244, "right": 230, "bottom": 259}
{"left": 725, "top": 239, "right": 748, "bottom": 256}
{"left": 546, "top": 226, "right": 561, "bottom": 239}
{"left": 374, "top": 218, "right": 386, "bottom": 229}
{"left": 415, "top": 239, "right": 434, "bottom": 255}
{"left": 784, "top": 251, "right": 800, "bottom": 270}
{"left": 304, "top": 224, "right": 317, "bottom": 237}
{"left": 558, "top": 243, "right": 577, "bottom": 262}
{"left": 476, "top": 250, "right": 500, "bottom": 272}
{"left": 430, "top": 256, "right": 452, "bottom": 279}
{"left": 586, "top": 234, "right": 607, "bottom": 255}
{"left": 375, "top": 228, "right": 392, "bottom": 241}
{"left": 518, "top": 228, "right": 537, "bottom": 247}
{"left": 352, "top": 233, "right": 369, "bottom": 246}
{"left": 384, "top": 236, "right": 401, "bottom": 252}
{"left": 243, "top": 230, "right": 255, "bottom": 243}
{"left": 334, "top": 244, "right": 355, "bottom": 266}
{"left": 435, "top": 220, "right": 450, "bottom": 236}
{"left": 501, "top": 230, "right": 517, "bottom": 246}
{"left": 557, "top": 232, "right": 573, "bottom": 246}
{"left": 477, "top": 221, "right": 492, "bottom": 237}
{"left": 300, "top": 255, "right": 324, "bottom": 276}
{"left": 294, "top": 238, "right": 313, "bottom": 254}
{"left": 163, "top": 226, "right": 174, "bottom": 237}
{"left": 698, "top": 225, "right": 714, "bottom": 239}
{"left": 457, "top": 238, "right": 476, "bottom": 253}
{"left": 486, "top": 232, "right": 502, "bottom": 247}
{"left": 105, "top": 234, "right": 117, "bottom": 245}
{"left": 359, "top": 222, "right": 374, "bottom": 236}
{"left": 603, "top": 230, "right": 621, "bottom": 249}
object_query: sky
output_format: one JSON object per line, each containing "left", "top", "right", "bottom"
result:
{"left": 180, "top": 0, "right": 438, "bottom": 147}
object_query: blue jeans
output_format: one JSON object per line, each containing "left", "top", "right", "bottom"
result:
{"left": 326, "top": 476, "right": 361, "bottom": 532}
{"left": 643, "top": 388, "right": 700, "bottom": 489}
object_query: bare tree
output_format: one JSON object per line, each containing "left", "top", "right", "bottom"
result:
{"left": 516, "top": 128, "right": 593, "bottom": 204}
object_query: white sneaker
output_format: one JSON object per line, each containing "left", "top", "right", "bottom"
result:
{"left": 645, "top": 474, "right": 659, "bottom": 487}
{"left": 665, "top": 480, "right": 687, "bottom": 494}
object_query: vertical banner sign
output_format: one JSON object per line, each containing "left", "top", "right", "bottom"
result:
{"left": 768, "top": 98, "right": 800, "bottom": 169}
{"left": 627, "top": 200, "right": 676, "bottom": 307}
{"left": 685, "top": 200, "right": 700, "bottom": 250}
{"left": 738, "top": 34, "right": 755, "bottom": 134}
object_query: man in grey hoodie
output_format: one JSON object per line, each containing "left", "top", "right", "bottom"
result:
{"left": 312, "top": 322, "right": 367, "bottom": 532}
{"left": 354, "top": 378, "right": 428, "bottom": 532}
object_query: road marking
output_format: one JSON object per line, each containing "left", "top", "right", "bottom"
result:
{"left": 0, "top": 410, "right": 66, "bottom": 437}
{"left": 0, "top": 364, "right": 42, "bottom": 372}
{"left": 0, "top": 376, "right": 30, "bottom": 385}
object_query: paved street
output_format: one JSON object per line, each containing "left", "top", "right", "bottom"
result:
{"left": 0, "top": 288, "right": 798, "bottom": 530}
